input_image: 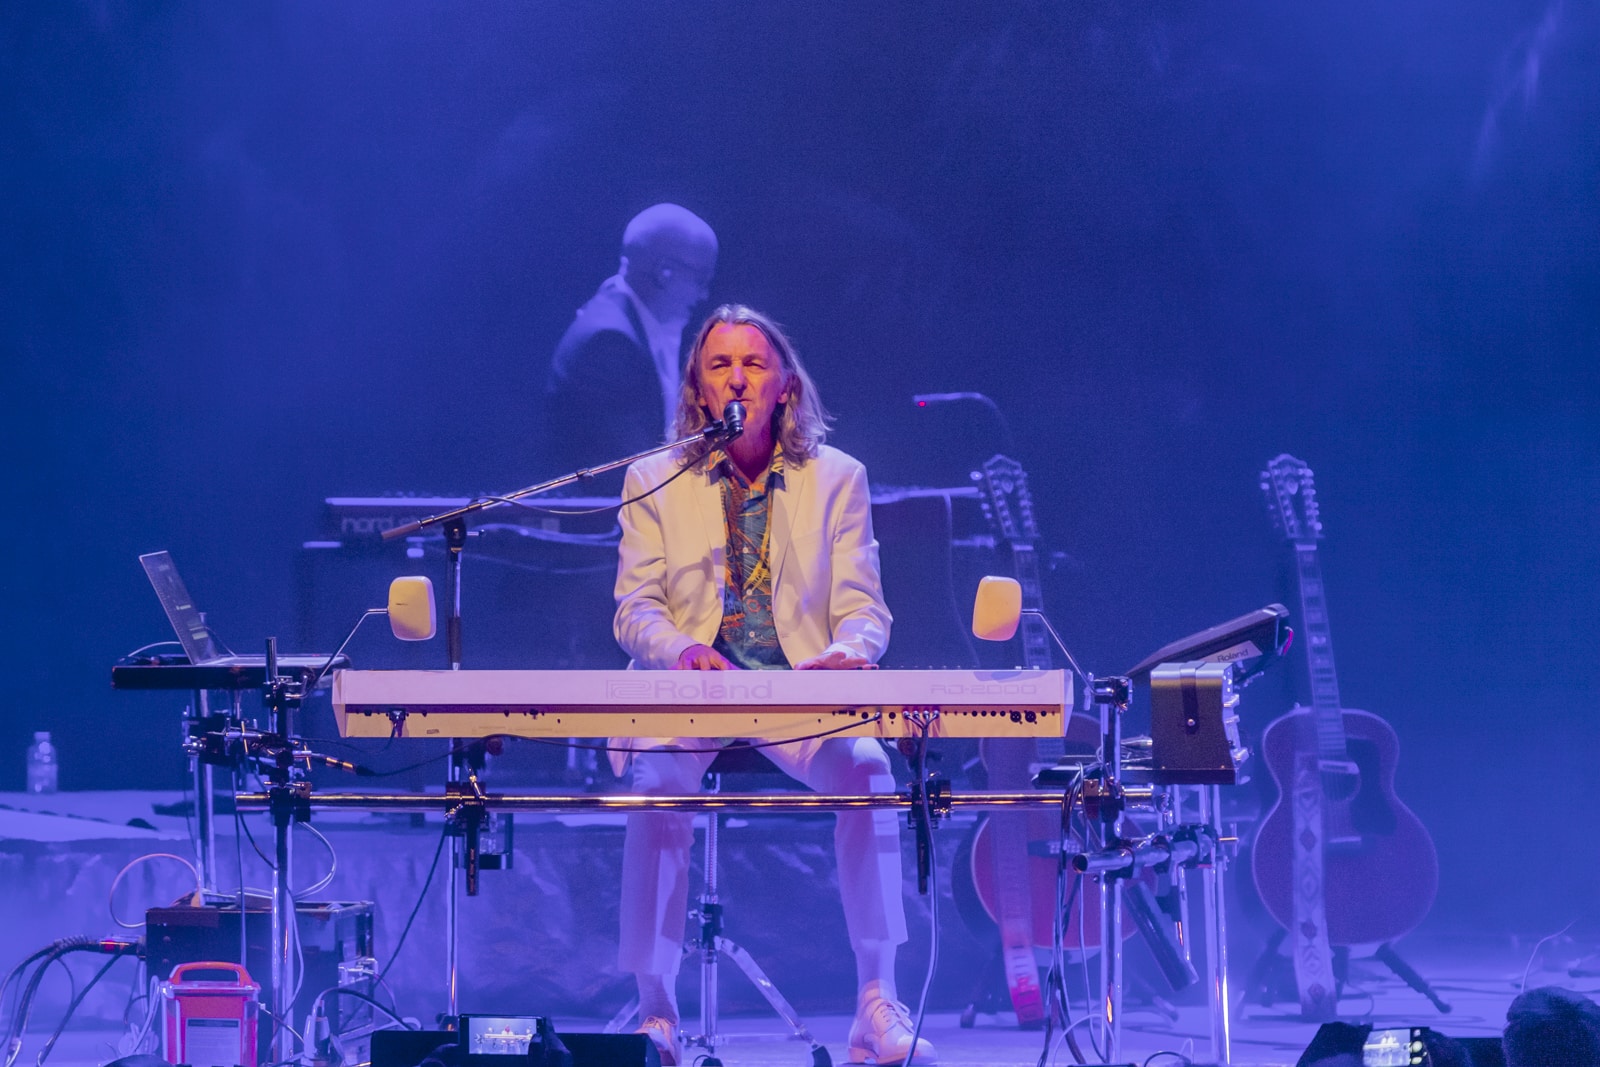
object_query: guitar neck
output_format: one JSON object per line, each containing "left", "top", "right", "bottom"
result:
{"left": 1293, "top": 542, "right": 1349, "bottom": 761}
{"left": 975, "top": 454, "right": 1060, "bottom": 759}
{"left": 1010, "top": 543, "right": 1054, "bottom": 671}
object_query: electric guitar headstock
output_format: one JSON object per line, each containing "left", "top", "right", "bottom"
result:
{"left": 975, "top": 454, "right": 1039, "bottom": 550}
{"left": 1260, "top": 453, "right": 1323, "bottom": 547}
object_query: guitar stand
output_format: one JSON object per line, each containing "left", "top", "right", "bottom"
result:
{"left": 1373, "top": 944, "right": 1451, "bottom": 1013}
{"left": 957, "top": 950, "right": 1018, "bottom": 1029}
{"left": 1242, "top": 931, "right": 1451, "bottom": 1015}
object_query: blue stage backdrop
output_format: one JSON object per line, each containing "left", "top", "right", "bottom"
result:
{"left": 2, "top": 0, "right": 1596, "bottom": 939}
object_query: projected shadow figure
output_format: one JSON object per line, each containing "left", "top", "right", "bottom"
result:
{"left": 543, "top": 204, "right": 719, "bottom": 494}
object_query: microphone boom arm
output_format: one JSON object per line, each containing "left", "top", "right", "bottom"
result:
{"left": 380, "top": 421, "right": 735, "bottom": 542}
{"left": 1021, "top": 607, "right": 1088, "bottom": 690}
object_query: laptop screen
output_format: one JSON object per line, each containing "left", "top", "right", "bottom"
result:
{"left": 139, "top": 551, "right": 222, "bottom": 665}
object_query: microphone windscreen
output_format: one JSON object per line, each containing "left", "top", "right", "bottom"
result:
{"left": 388, "top": 576, "right": 438, "bottom": 641}
{"left": 971, "top": 576, "right": 1022, "bottom": 641}
{"left": 724, "top": 400, "right": 746, "bottom": 438}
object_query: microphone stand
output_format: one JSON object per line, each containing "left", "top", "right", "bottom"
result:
{"left": 383, "top": 417, "right": 736, "bottom": 667}
{"left": 379, "top": 419, "right": 739, "bottom": 545}
{"left": 376, "top": 417, "right": 740, "bottom": 1019}
{"left": 383, "top": 420, "right": 737, "bottom": 667}
{"left": 259, "top": 637, "right": 309, "bottom": 1066}
{"left": 1016, "top": 610, "right": 1136, "bottom": 1061}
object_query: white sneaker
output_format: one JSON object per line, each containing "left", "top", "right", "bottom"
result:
{"left": 847, "top": 997, "right": 938, "bottom": 1065}
{"left": 636, "top": 1015, "right": 682, "bottom": 1066}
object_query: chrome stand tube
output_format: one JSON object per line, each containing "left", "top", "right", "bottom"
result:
{"left": 1095, "top": 675, "right": 1125, "bottom": 1064}
{"left": 700, "top": 811, "right": 721, "bottom": 1053}
{"left": 1201, "top": 784, "right": 1233, "bottom": 1064}
{"left": 190, "top": 689, "right": 218, "bottom": 894}
{"left": 446, "top": 756, "right": 463, "bottom": 1018}
{"left": 1170, "top": 787, "right": 1195, "bottom": 975}
{"left": 269, "top": 797, "right": 295, "bottom": 1065}
{"left": 234, "top": 788, "right": 1161, "bottom": 815}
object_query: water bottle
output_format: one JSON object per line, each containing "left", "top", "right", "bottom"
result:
{"left": 26, "top": 731, "right": 58, "bottom": 793}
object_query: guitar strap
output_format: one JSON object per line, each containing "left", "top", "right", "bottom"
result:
{"left": 983, "top": 739, "right": 1046, "bottom": 1026}
{"left": 1289, "top": 747, "right": 1337, "bottom": 1020}
{"left": 988, "top": 810, "right": 1046, "bottom": 1025}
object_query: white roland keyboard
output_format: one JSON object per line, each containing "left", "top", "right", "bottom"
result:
{"left": 333, "top": 668, "right": 1068, "bottom": 740}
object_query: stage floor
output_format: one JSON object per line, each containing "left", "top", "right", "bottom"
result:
{"left": 3, "top": 792, "right": 1579, "bottom": 1067}
{"left": 25, "top": 931, "right": 1571, "bottom": 1067}
{"left": 547, "top": 935, "right": 1518, "bottom": 1066}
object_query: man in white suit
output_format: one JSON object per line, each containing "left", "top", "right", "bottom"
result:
{"left": 611, "top": 305, "right": 936, "bottom": 1066}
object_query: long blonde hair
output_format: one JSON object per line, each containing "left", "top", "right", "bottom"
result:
{"left": 673, "top": 304, "right": 831, "bottom": 468}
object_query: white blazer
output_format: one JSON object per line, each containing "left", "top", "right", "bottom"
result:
{"left": 613, "top": 444, "right": 893, "bottom": 670}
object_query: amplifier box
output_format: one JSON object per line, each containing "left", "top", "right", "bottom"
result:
{"left": 146, "top": 901, "right": 375, "bottom": 1058}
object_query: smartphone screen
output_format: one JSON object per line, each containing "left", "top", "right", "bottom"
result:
{"left": 462, "top": 1015, "right": 537, "bottom": 1055}
{"left": 1362, "top": 1027, "right": 1426, "bottom": 1066}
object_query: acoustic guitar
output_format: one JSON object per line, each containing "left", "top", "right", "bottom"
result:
{"left": 1251, "top": 455, "right": 1438, "bottom": 951}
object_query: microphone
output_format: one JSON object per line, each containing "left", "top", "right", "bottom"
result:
{"left": 913, "top": 391, "right": 994, "bottom": 407}
{"left": 723, "top": 400, "right": 746, "bottom": 440}
{"left": 306, "top": 752, "right": 378, "bottom": 777}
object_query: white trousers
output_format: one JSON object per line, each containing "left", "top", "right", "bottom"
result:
{"left": 617, "top": 735, "right": 909, "bottom": 976}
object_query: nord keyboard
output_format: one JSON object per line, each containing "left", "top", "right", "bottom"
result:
{"left": 320, "top": 485, "right": 978, "bottom": 540}
{"left": 333, "top": 668, "right": 1067, "bottom": 740}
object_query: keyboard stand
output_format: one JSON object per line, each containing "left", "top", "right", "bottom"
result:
{"left": 606, "top": 765, "right": 833, "bottom": 1067}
